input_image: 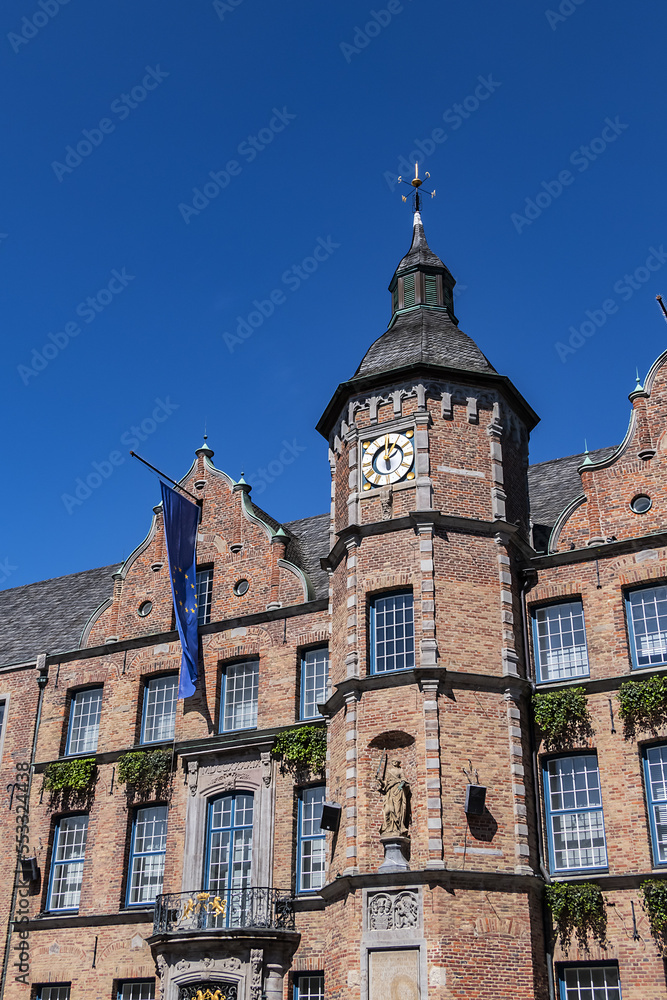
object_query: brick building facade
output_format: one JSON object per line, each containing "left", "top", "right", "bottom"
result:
{"left": 1, "top": 211, "right": 667, "bottom": 999}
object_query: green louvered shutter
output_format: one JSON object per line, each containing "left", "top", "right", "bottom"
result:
{"left": 403, "top": 274, "right": 415, "bottom": 307}
{"left": 424, "top": 274, "right": 438, "bottom": 305}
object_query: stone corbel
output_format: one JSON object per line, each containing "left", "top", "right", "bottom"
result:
{"left": 260, "top": 751, "right": 272, "bottom": 787}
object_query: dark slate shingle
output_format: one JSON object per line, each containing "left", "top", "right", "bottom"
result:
{"left": 283, "top": 513, "right": 330, "bottom": 600}
{"left": 352, "top": 308, "right": 496, "bottom": 382}
{"left": 0, "top": 564, "right": 119, "bottom": 667}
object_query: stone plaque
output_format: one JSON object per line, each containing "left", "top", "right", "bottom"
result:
{"left": 369, "top": 949, "right": 420, "bottom": 1000}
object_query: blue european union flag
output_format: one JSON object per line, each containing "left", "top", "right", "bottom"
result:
{"left": 161, "top": 482, "right": 200, "bottom": 699}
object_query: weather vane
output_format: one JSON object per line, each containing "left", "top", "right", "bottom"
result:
{"left": 397, "top": 162, "right": 435, "bottom": 212}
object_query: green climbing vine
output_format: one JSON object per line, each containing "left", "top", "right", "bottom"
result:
{"left": 533, "top": 687, "right": 594, "bottom": 751}
{"left": 545, "top": 881, "right": 608, "bottom": 951}
{"left": 117, "top": 749, "right": 173, "bottom": 796}
{"left": 43, "top": 758, "right": 97, "bottom": 795}
{"left": 640, "top": 880, "right": 667, "bottom": 945}
{"left": 272, "top": 724, "right": 326, "bottom": 775}
{"left": 617, "top": 677, "right": 667, "bottom": 740}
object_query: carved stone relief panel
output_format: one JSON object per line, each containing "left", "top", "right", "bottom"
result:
{"left": 368, "top": 890, "right": 419, "bottom": 931}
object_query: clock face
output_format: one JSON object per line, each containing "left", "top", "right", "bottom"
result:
{"left": 362, "top": 432, "right": 415, "bottom": 488}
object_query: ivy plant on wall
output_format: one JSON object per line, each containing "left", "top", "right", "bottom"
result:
{"left": 640, "top": 879, "right": 667, "bottom": 947}
{"left": 116, "top": 749, "right": 173, "bottom": 797}
{"left": 617, "top": 677, "right": 667, "bottom": 740}
{"left": 43, "top": 758, "right": 97, "bottom": 805}
{"left": 533, "top": 687, "right": 594, "bottom": 751}
{"left": 272, "top": 724, "right": 326, "bottom": 776}
{"left": 545, "top": 881, "right": 608, "bottom": 951}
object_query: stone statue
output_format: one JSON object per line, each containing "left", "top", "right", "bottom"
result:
{"left": 378, "top": 758, "right": 411, "bottom": 837}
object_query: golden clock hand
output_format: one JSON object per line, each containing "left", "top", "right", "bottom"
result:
{"left": 383, "top": 434, "right": 391, "bottom": 460}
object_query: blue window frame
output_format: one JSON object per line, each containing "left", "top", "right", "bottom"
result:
{"left": 35, "top": 987, "right": 70, "bottom": 1000}
{"left": 644, "top": 744, "right": 667, "bottom": 865}
{"left": 544, "top": 755, "right": 607, "bottom": 873}
{"left": 626, "top": 584, "right": 667, "bottom": 668}
{"left": 196, "top": 566, "right": 213, "bottom": 626}
{"left": 297, "top": 785, "right": 326, "bottom": 893}
{"left": 294, "top": 974, "right": 324, "bottom": 1000}
{"left": 141, "top": 675, "right": 178, "bottom": 744}
{"left": 65, "top": 687, "right": 102, "bottom": 755}
{"left": 532, "top": 602, "right": 589, "bottom": 683}
{"left": 126, "top": 805, "right": 168, "bottom": 905}
{"left": 558, "top": 964, "right": 621, "bottom": 999}
{"left": 47, "top": 815, "right": 88, "bottom": 911}
{"left": 206, "top": 792, "right": 253, "bottom": 927}
{"left": 117, "top": 983, "right": 155, "bottom": 1000}
{"left": 370, "top": 591, "right": 414, "bottom": 673}
{"left": 300, "top": 648, "right": 329, "bottom": 720}
{"left": 220, "top": 660, "right": 259, "bottom": 732}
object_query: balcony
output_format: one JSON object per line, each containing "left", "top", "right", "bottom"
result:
{"left": 153, "top": 888, "right": 296, "bottom": 935}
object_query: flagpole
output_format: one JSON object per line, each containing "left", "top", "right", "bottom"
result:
{"left": 130, "top": 451, "right": 201, "bottom": 504}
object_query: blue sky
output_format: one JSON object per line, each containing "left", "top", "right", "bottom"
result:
{"left": 2, "top": 0, "right": 666, "bottom": 588}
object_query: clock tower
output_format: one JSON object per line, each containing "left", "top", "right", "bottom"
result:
{"left": 316, "top": 208, "right": 547, "bottom": 998}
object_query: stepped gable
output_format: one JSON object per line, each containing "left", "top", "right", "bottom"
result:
{"left": 0, "top": 564, "right": 119, "bottom": 667}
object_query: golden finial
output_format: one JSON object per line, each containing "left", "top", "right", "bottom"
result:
{"left": 398, "top": 163, "right": 435, "bottom": 210}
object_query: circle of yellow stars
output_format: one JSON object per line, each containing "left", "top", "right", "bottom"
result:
{"left": 172, "top": 568, "right": 198, "bottom": 616}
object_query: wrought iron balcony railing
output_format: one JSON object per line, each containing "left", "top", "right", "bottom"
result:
{"left": 153, "top": 887, "right": 296, "bottom": 935}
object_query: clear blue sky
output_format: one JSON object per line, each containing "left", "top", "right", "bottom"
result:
{"left": 2, "top": 0, "right": 666, "bottom": 588}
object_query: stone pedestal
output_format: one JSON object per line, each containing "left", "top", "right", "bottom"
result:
{"left": 378, "top": 835, "right": 410, "bottom": 872}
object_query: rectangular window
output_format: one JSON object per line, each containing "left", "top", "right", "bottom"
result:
{"left": 298, "top": 786, "right": 326, "bottom": 893}
{"left": 118, "top": 982, "right": 155, "bottom": 1000}
{"left": 0, "top": 699, "right": 5, "bottom": 737}
{"left": 48, "top": 815, "right": 88, "bottom": 911}
{"left": 141, "top": 676, "right": 178, "bottom": 744}
{"left": 558, "top": 964, "right": 621, "bottom": 999}
{"left": 403, "top": 273, "right": 415, "bottom": 308}
{"left": 196, "top": 566, "right": 213, "bottom": 626}
{"left": 66, "top": 688, "right": 102, "bottom": 755}
{"left": 294, "top": 975, "right": 325, "bottom": 1000}
{"left": 301, "top": 648, "right": 329, "bottom": 720}
{"left": 222, "top": 660, "right": 259, "bottom": 732}
{"left": 371, "top": 591, "right": 414, "bottom": 673}
{"left": 35, "top": 987, "right": 70, "bottom": 1000}
{"left": 533, "top": 602, "right": 589, "bottom": 682}
{"left": 644, "top": 744, "right": 667, "bottom": 865}
{"left": 626, "top": 585, "right": 667, "bottom": 668}
{"left": 127, "top": 805, "right": 168, "bottom": 905}
{"left": 544, "top": 755, "right": 607, "bottom": 873}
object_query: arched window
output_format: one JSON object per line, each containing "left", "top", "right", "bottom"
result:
{"left": 206, "top": 792, "right": 253, "bottom": 927}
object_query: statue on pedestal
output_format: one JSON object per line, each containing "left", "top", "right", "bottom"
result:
{"left": 377, "top": 756, "right": 411, "bottom": 837}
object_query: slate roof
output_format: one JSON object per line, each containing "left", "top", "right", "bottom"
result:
{"left": 283, "top": 512, "right": 330, "bottom": 599}
{"left": 0, "top": 564, "right": 119, "bottom": 668}
{"left": 352, "top": 307, "right": 497, "bottom": 382}
{"left": 394, "top": 212, "right": 449, "bottom": 274}
{"left": 528, "top": 446, "right": 617, "bottom": 550}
